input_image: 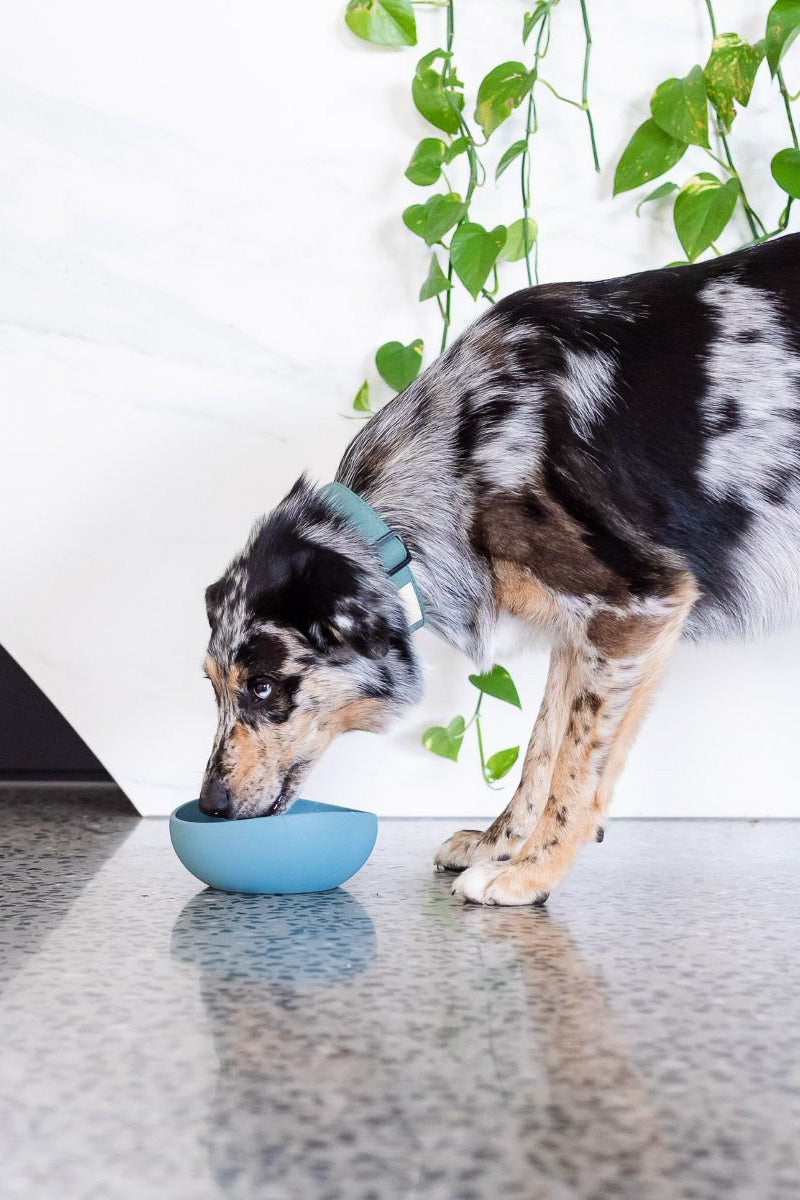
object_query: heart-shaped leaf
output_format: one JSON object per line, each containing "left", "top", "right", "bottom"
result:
{"left": 402, "top": 204, "right": 426, "bottom": 238}
{"left": 635, "top": 180, "right": 678, "bottom": 216}
{"left": 613, "top": 118, "right": 686, "bottom": 195}
{"left": 475, "top": 61, "right": 534, "bottom": 139}
{"left": 500, "top": 217, "right": 538, "bottom": 261}
{"left": 375, "top": 339, "right": 424, "bottom": 392}
{"left": 450, "top": 222, "right": 507, "bottom": 298}
{"left": 495, "top": 139, "right": 527, "bottom": 181}
{"left": 771, "top": 147, "right": 800, "bottom": 196}
{"left": 405, "top": 138, "right": 447, "bottom": 186}
{"left": 673, "top": 173, "right": 739, "bottom": 261}
{"left": 766, "top": 0, "right": 800, "bottom": 75}
{"left": 468, "top": 664, "right": 521, "bottom": 708}
{"left": 421, "top": 192, "right": 465, "bottom": 245}
{"left": 419, "top": 252, "right": 451, "bottom": 301}
{"left": 422, "top": 715, "right": 466, "bottom": 761}
{"left": 403, "top": 194, "right": 464, "bottom": 244}
{"left": 345, "top": 0, "right": 417, "bottom": 47}
{"left": 484, "top": 745, "right": 520, "bottom": 783}
{"left": 704, "top": 33, "right": 764, "bottom": 131}
{"left": 650, "top": 66, "right": 709, "bottom": 148}
{"left": 352, "top": 380, "right": 371, "bottom": 413}
{"left": 412, "top": 50, "right": 464, "bottom": 134}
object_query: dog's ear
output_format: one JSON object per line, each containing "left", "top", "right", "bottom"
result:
{"left": 205, "top": 579, "right": 225, "bottom": 628}
{"left": 244, "top": 512, "right": 396, "bottom": 658}
{"left": 306, "top": 604, "right": 392, "bottom": 660}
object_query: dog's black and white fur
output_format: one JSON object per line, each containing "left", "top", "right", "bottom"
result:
{"left": 201, "top": 234, "right": 800, "bottom": 905}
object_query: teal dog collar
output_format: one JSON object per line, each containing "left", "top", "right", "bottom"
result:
{"left": 320, "top": 482, "right": 425, "bottom": 632}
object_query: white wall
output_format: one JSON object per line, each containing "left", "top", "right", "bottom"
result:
{"left": 1, "top": 0, "right": 798, "bottom": 818}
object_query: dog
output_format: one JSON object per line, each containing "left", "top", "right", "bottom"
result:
{"left": 200, "top": 233, "right": 800, "bottom": 905}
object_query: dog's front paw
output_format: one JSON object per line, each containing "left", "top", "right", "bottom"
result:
{"left": 451, "top": 860, "right": 550, "bottom": 907}
{"left": 434, "top": 829, "right": 494, "bottom": 872}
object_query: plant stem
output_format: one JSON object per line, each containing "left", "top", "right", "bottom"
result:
{"left": 776, "top": 68, "right": 798, "bottom": 233}
{"left": 777, "top": 67, "right": 800, "bottom": 149}
{"left": 703, "top": 0, "right": 717, "bottom": 37}
{"left": 717, "top": 129, "right": 767, "bottom": 237}
{"left": 538, "top": 78, "right": 584, "bottom": 110}
{"left": 521, "top": 90, "right": 535, "bottom": 286}
{"left": 473, "top": 695, "right": 489, "bottom": 783}
{"left": 702, "top": 0, "right": 766, "bottom": 240}
{"left": 440, "top": 0, "right": 455, "bottom": 352}
{"left": 579, "top": 0, "right": 601, "bottom": 172}
{"left": 520, "top": 10, "right": 551, "bottom": 287}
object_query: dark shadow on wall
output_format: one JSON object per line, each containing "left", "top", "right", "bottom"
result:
{"left": 0, "top": 644, "right": 112, "bottom": 781}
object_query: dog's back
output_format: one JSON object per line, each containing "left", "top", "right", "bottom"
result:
{"left": 341, "top": 234, "right": 800, "bottom": 643}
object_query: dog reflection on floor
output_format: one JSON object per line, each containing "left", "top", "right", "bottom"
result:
{"left": 171, "top": 885, "right": 672, "bottom": 1198}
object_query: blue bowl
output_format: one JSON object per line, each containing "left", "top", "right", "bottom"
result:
{"left": 169, "top": 798, "right": 378, "bottom": 895}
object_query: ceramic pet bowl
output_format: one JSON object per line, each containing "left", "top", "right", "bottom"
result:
{"left": 169, "top": 798, "right": 378, "bottom": 895}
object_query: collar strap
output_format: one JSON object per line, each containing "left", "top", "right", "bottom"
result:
{"left": 319, "top": 482, "right": 425, "bottom": 632}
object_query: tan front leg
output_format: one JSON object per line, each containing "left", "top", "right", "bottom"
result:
{"left": 434, "top": 639, "right": 579, "bottom": 871}
{"left": 453, "top": 575, "right": 697, "bottom": 905}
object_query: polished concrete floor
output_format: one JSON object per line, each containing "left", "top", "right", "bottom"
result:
{"left": 1, "top": 788, "right": 799, "bottom": 1200}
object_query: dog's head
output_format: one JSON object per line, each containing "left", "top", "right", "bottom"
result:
{"left": 199, "top": 477, "right": 422, "bottom": 819}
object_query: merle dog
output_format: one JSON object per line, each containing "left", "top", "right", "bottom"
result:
{"left": 200, "top": 234, "right": 800, "bottom": 905}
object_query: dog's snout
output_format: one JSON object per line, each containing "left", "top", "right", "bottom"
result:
{"left": 199, "top": 774, "right": 232, "bottom": 818}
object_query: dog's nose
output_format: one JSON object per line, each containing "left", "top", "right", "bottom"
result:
{"left": 199, "top": 774, "right": 231, "bottom": 818}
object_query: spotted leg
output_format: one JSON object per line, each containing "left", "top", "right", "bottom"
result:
{"left": 434, "top": 639, "right": 579, "bottom": 871}
{"left": 453, "top": 575, "right": 697, "bottom": 905}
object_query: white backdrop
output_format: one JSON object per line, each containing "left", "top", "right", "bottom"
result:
{"left": 1, "top": 0, "right": 798, "bottom": 817}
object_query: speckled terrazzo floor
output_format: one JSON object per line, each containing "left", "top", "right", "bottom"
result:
{"left": 1, "top": 790, "right": 799, "bottom": 1200}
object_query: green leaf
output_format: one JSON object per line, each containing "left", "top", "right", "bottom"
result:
{"left": 419, "top": 252, "right": 451, "bottom": 300}
{"left": 500, "top": 217, "right": 538, "bottom": 261}
{"left": 402, "top": 204, "right": 426, "bottom": 238}
{"left": 650, "top": 66, "right": 709, "bottom": 148}
{"left": 484, "top": 745, "right": 520, "bottom": 783}
{"left": 475, "top": 61, "right": 534, "bottom": 138}
{"left": 402, "top": 193, "right": 464, "bottom": 244}
{"left": 405, "top": 137, "right": 447, "bottom": 186}
{"left": 467, "top": 664, "right": 521, "bottom": 708}
{"left": 420, "top": 192, "right": 465, "bottom": 244}
{"left": 704, "top": 34, "right": 765, "bottom": 131}
{"left": 450, "top": 222, "right": 506, "bottom": 298}
{"left": 422, "top": 715, "right": 465, "bottom": 762}
{"left": 352, "top": 380, "right": 371, "bottom": 413}
{"left": 613, "top": 118, "right": 687, "bottom": 195}
{"left": 344, "top": 0, "right": 417, "bottom": 47}
{"left": 766, "top": 0, "right": 800, "bottom": 75}
{"left": 635, "top": 180, "right": 678, "bottom": 216}
{"left": 445, "top": 136, "right": 469, "bottom": 163}
{"left": 523, "top": 2, "right": 548, "bottom": 44}
{"left": 495, "top": 139, "right": 527, "bottom": 181}
{"left": 771, "top": 147, "right": 800, "bottom": 196}
{"left": 412, "top": 50, "right": 464, "bottom": 134}
{"left": 673, "top": 173, "right": 739, "bottom": 261}
{"left": 375, "top": 339, "right": 423, "bottom": 391}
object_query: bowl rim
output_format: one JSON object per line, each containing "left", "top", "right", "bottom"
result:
{"left": 169, "top": 798, "right": 376, "bottom": 827}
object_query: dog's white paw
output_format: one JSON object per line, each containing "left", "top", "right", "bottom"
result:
{"left": 434, "top": 829, "right": 493, "bottom": 872}
{"left": 451, "top": 860, "right": 550, "bottom": 907}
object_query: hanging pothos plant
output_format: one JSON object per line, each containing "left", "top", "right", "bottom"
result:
{"left": 344, "top": 0, "right": 599, "bottom": 785}
{"left": 614, "top": 0, "right": 800, "bottom": 260}
{"left": 343, "top": 0, "right": 799, "bottom": 785}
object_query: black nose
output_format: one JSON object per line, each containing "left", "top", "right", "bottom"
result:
{"left": 199, "top": 774, "right": 231, "bottom": 818}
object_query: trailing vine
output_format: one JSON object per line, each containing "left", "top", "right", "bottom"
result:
{"left": 344, "top": 0, "right": 601, "bottom": 783}
{"left": 343, "top": 0, "right": 800, "bottom": 786}
{"left": 614, "top": 0, "right": 800, "bottom": 261}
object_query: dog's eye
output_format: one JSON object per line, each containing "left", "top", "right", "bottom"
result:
{"left": 249, "top": 677, "right": 273, "bottom": 701}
